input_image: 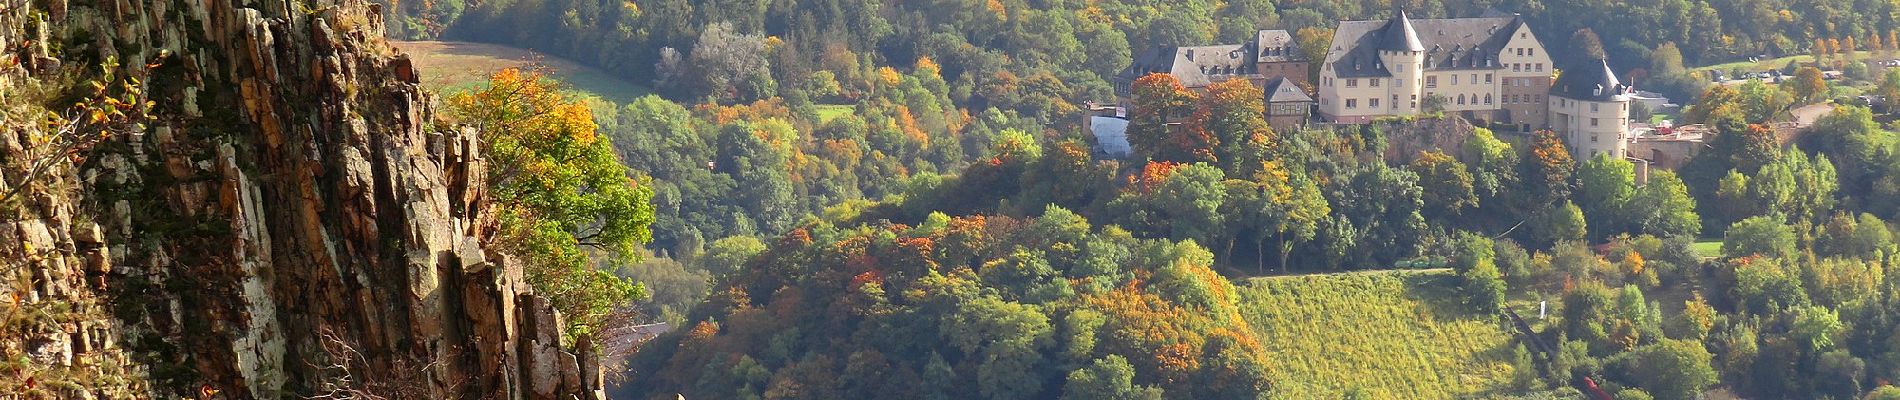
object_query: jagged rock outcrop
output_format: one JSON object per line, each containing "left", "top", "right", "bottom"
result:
{"left": 1380, "top": 115, "right": 1480, "bottom": 163}
{"left": 1, "top": 0, "right": 600, "bottom": 398}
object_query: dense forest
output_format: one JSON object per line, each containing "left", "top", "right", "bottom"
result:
{"left": 385, "top": 0, "right": 1900, "bottom": 102}
{"left": 358, "top": 0, "right": 1900, "bottom": 398}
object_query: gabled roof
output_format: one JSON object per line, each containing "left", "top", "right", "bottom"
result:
{"left": 1262, "top": 76, "right": 1313, "bottom": 103}
{"left": 1326, "top": 11, "right": 1523, "bottom": 78}
{"left": 1255, "top": 30, "right": 1303, "bottom": 63}
{"left": 1118, "top": 43, "right": 1255, "bottom": 89}
{"left": 1550, "top": 59, "right": 1629, "bottom": 101}
{"left": 1116, "top": 30, "right": 1314, "bottom": 95}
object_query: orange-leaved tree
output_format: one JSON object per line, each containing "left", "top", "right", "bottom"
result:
{"left": 1127, "top": 73, "right": 1212, "bottom": 164}
{"left": 448, "top": 67, "right": 655, "bottom": 341}
{"left": 1199, "top": 79, "right": 1276, "bottom": 177}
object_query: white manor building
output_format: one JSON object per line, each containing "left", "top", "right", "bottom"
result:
{"left": 1316, "top": 11, "right": 1555, "bottom": 130}
{"left": 1316, "top": 10, "right": 1634, "bottom": 158}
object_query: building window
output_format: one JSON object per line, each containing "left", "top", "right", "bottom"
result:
{"left": 1426, "top": 76, "right": 1438, "bottom": 88}
{"left": 1485, "top": 73, "right": 1493, "bottom": 83}
{"left": 1591, "top": 134, "right": 1599, "bottom": 142}
{"left": 1485, "top": 94, "right": 1493, "bottom": 104}
{"left": 1370, "top": 98, "right": 1381, "bottom": 108}
{"left": 1591, "top": 103, "right": 1600, "bottom": 113}
{"left": 1591, "top": 117, "right": 1599, "bottom": 127}
{"left": 1392, "top": 95, "right": 1400, "bottom": 107}
{"left": 1516, "top": 48, "right": 1524, "bottom": 56}
{"left": 1396, "top": 64, "right": 1403, "bottom": 72}
{"left": 1451, "top": 75, "right": 1459, "bottom": 85}
{"left": 1346, "top": 79, "right": 1358, "bottom": 88}
{"left": 1396, "top": 78, "right": 1404, "bottom": 86}
{"left": 1371, "top": 79, "right": 1381, "bottom": 87}
{"left": 1536, "top": 63, "right": 1544, "bottom": 72}
{"left": 1347, "top": 99, "right": 1358, "bottom": 109}
{"left": 1529, "top": 48, "right": 1535, "bottom": 56}
{"left": 1457, "top": 94, "right": 1467, "bottom": 105}
{"left": 1470, "top": 74, "right": 1478, "bottom": 84}
{"left": 1513, "top": 64, "right": 1521, "bottom": 72}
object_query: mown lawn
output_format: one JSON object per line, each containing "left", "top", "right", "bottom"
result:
{"left": 1692, "top": 239, "right": 1725, "bottom": 258}
{"left": 393, "top": 40, "right": 651, "bottom": 104}
{"left": 1691, "top": 50, "right": 1885, "bottom": 74}
{"left": 815, "top": 104, "right": 855, "bottom": 123}
{"left": 1238, "top": 270, "right": 1518, "bottom": 398}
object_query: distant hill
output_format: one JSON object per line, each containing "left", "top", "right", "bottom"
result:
{"left": 1240, "top": 270, "right": 1518, "bottom": 398}
{"left": 393, "top": 40, "right": 651, "bottom": 104}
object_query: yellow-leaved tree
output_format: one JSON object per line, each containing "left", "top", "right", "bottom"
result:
{"left": 449, "top": 67, "right": 655, "bottom": 342}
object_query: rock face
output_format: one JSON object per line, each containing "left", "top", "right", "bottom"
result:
{"left": 0, "top": 0, "right": 600, "bottom": 398}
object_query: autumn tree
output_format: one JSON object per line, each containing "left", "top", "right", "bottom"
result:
{"left": 1525, "top": 130, "right": 1577, "bottom": 207}
{"left": 450, "top": 67, "right": 655, "bottom": 340}
{"left": 1294, "top": 27, "right": 1333, "bottom": 82}
{"left": 1127, "top": 73, "right": 1211, "bottom": 163}
{"left": 1787, "top": 67, "right": 1828, "bottom": 105}
{"left": 1200, "top": 79, "right": 1277, "bottom": 176}
{"left": 1223, "top": 162, "right": 1329, "bottom": 272}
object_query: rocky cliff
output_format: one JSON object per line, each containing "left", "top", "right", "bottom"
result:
{"left": 1, "top": 0, "right": 601, "bottom": 398}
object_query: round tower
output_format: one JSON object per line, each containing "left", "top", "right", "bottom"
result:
{"left": 1548, "top": 59, "right": 1633, "bottom": 159}
{"left": 1377, "top": 11, "right": 1426, "bottom": 115}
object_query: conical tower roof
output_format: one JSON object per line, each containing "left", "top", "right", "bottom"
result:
{"left": 1379, "top": 10, "right": 1425, "bottom": 52}
{"left": 1551, "top": 59, "right": 1627, "bottom": 101}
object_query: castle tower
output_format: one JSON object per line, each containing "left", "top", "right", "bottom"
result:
{"left": 1548, "top": 59, "right": 1633, "bottom": 159}
{"left": 1377, "top": 11, "right": 1426, "bottom": 116}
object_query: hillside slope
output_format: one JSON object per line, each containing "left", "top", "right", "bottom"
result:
{"left": 393, "top": 40, "right": 650, "bottom": 103}
{"left": 1240, "top": 270, "right": 1518, "bottom": 398}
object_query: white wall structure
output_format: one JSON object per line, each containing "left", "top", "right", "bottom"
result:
{"left": 1318, "top": 10, "right": 1553, "bottom": 126}
{"left": 1549, "top": 59, "right": 1635, "bottom": 159}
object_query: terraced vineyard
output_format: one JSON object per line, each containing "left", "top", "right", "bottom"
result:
{"left": 1239, "top": 270, "right": 1518, "bottom": 398}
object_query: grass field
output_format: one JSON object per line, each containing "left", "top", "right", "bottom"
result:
{"left": 1238, "top": 270, "right": 1517, "bottom": 398}
{"left": 1691, "top": 50, "right": 1884, "bottom": 74}
{"left": 1692, "top": 239, "right": 1724, "bottom": 258}
{"left": 815, "top": 104, "right": 855, "bottom": 123}
{"left": 393, "top": 41, "right": 651, "bottom": 104}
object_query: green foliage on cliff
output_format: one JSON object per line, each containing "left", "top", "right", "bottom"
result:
{"left": 448, "top": 67, "right": 654, "bottom": 340}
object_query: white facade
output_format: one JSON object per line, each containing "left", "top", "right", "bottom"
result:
{"left": 1318, "top": 13, "right": 1554, "bottom": 126}
{"left": 1550, "top": 94, "right": 1633, "bottom": 159}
